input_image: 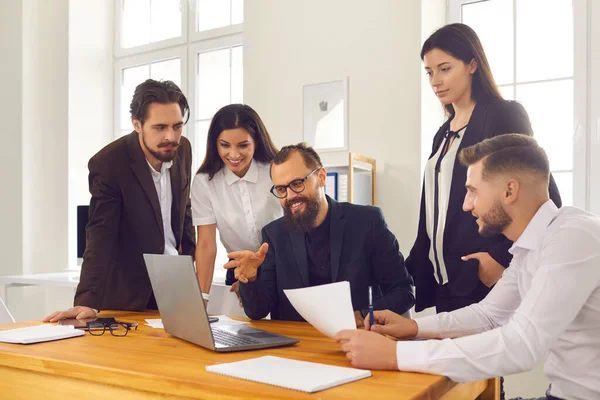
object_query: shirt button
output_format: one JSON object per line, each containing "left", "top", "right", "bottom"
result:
{"left": 320, "top": 266, "right": 325, "bottom": 270}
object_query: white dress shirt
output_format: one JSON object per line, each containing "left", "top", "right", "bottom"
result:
{"left": 396, "top": 201, "right": 600, "bottom": 400}
{"left": 146, "top": 160, "right": 178, "bottom": 256}
{"left": 424, "top": 126, "right": 466, "bottom": 285}
{"left": 191, "top": 160, "right": 282, "bottom": 253}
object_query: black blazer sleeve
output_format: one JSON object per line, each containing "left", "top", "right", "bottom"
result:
{"left": 74, "top": 158, "right": 122, "bottom": 308}
{"left": 485, "top": 101, "right": 562, "bottom": 267}
{"left": 369, "top": 208, "right": 415, "bottom": 315}
{"left": 238, "top": 227, "right": 278, "bottom": 320}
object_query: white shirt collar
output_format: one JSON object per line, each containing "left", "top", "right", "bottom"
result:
{"left": 510, "top": 200, "right": 559, "bottom": 253}
{"left": 146, "top": 159, "right": 173, "bottom": 175}
{"left": 224, "top": 160, "right": 259, "bottom": 186}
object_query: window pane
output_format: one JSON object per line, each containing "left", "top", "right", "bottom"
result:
{"left": 516, "top": 0, "right": 573, "bottom": 82}
{"left": 195, "top": 119, "right": 211, "bottom": 171}
{"left": 499, "top": 85, "right": 514, "bottom": 101}
{"left": 515, "top": 79, "right": 573, "bottom": 171}
{"left": 150, "top": 0, "right": 181, "bottom": 43}
{"left": 197, "top": 0, "right": 230, "bottom": 32}
{"left": 197, "top": 48, "right": 231, "bottom": 120}
{"left": 232, "top": 0, "right": 244, "bottom": 25}
{"left": 121, "top": 65, "right": 150, "bottom": 129}
{"left": 150, "top": 58, "right": 181, "bottom": 87}
{"left": 462, "top": 0, "right": 514, "bottom": 85}
{"left": 231, "top": 46, "right": 243, "bottom": 104}
{"left": 122, "top": 0, "right": 151, "bottom": 48}
{"left": 552, "top": 171, "right": 573, "bottom": 206}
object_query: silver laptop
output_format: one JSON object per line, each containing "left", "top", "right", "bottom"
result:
{"left": 143, "top": 254, "right": 299, "bottom": 352}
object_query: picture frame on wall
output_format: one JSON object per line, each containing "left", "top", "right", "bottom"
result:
{"left": 302, "top": 78, "right": 349, "bottom": 152}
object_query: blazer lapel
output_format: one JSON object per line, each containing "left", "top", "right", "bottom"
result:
{"left": 329, "top": 198, "right": 344, "bottom": 282}
{"left": 127, "top": 133, "right": 164, "bottom": 236}
{"left": 445, "top": 102, "right": 489, "bottom": 228}
{"left": 169, "top": 156, "right": 182, "bottom": 229}
{"left": 289, "top": 231, "right": 309, "bottom": 286}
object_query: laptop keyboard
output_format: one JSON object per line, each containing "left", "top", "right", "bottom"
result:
{"left": 211, "top": 328, "right": 261, "bottom": 347}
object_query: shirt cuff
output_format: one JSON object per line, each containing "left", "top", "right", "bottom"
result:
{"left": 193, "top": 216, "right": 216, "bottom": 226}
{"left": 414, "top": 315, "right": 440, "bottom": 338}
{"left": 396, "top": 340, "right": 430, "bottom": 372}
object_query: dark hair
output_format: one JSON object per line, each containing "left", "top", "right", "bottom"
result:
{"left": 272, "top": 143, "right": 322, "bottom": 175}
{"left": 421, "top": 23, "right": 503, "bottom": 116}
{"left": 130, "top": 79, "right": 190, "bottom": 125}
{"left": 198, "top": 104, "right": 278, "bottom": 179}
{"left": 459, "top": 134, "right": 550, "bottom": 182}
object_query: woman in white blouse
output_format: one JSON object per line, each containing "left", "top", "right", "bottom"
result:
{"left": 191, "top": 104, "right": 282, "bottom": 306}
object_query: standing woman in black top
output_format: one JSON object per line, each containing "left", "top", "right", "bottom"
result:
{"left": 407, "top": 23, "right": 562, "bottom": 314}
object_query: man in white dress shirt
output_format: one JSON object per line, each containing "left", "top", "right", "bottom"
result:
{"left": 335, "top": 134, "right": 600, "bottom": 400}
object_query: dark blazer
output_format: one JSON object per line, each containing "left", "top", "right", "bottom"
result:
{"left": 75, "top": 132, "right": 196, "bottom": 311}
{"left": 239, "top": 197, "right": 415, "bottom": 321}
{"left": 407, "top": 100, "right": 562, "bottom": 312}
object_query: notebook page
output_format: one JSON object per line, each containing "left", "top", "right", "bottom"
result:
{"left": 206, "top": 355, "right": 371, "bottom": 393}
{"left": 0, "top": 324, "right": 85, "bottom": 344}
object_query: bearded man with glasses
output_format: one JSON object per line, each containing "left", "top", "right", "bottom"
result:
{"left": 224, "top": 143, "right": 415, "bottom": 326}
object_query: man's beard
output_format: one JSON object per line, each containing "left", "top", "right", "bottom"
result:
{"left": 142, "top": 130, "right": 179, "bottom": 162}
{"left": 478, "top": 199, "right": 512, "bottom": 237}
{"left": 283, "top": 195, "right": 321, "bottom": 232}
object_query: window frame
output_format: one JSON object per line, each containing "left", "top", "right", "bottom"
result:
{"left": 448, "top": 0, "right": 580, "bottom": 207}
{"left": 114, "top": 0, "right": 189, "bottom": 58}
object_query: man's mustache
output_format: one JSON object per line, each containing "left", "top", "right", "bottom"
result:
{"left": 158, "top": 141, "right": 179, "bottom": 148}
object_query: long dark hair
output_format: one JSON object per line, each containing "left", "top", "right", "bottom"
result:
{"left": 197, "top": 104, "right": 278, "bottom": 179}
{"left": 421, "top": 23, "right": 503, "bottom": 116}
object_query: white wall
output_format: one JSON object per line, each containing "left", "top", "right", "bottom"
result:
{"left": 68, "top": 0, "right": 115, "bottom": 269}
{"left": 0, "top": 1, "right": 24, "bottom": 277}
{"left": 0, "top": 0, "right": 114, "bottom": 322}
{"left": 244, "top": 0, "right": 422, "bottom": 253}
{"left": 420, "top": 0, "right": 447, "bottom": 169}
{"left": 21, "top": 0, "right": 69, "bottom": 276}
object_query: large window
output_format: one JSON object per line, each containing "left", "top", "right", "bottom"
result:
{"left": 114, "top": 0, "right": 244, "bottom": 282}
{"left": 449, "top": 0, "right": 574, "bottom": 205}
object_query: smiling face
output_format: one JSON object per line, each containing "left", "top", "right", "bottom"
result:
{"left": 134, "top": 102, "right": 183, "bottom": 165}
{"left": 463, "top": 160, "right": 513, "bottom": 237}
{"left": 217, "top": 128, "right": 256, "bottom": 178}
{"left": 424, "top": 48, "right": 476, "bottom": 106}
{"left": 270, "top": 151, "right": 325, "bottom": 232}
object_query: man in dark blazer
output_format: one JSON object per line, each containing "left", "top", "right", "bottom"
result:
{"left": 225, "top": 143, "right": 415, "bottom": 325}
{"left": 45, "top": 79, "right": 195, "bottom": 322}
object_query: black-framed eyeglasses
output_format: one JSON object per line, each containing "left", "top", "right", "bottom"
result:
{"left": 87, "top": 320, "right": 138, "bottom": 337}
{"left": 270, "top": 167, "right": 321, "bottom": 199}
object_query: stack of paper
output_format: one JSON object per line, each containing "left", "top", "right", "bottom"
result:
{"left": 145, "top": 315, "right": 248, "bottom": 329}
{"left": 206, "top": 355, "right": 371, "bottom": 393}
{"left": 284, "top": 281, "right": 355, "bottom": 338}
{"left": 0, "top": 324, "right": 85, "bottom": 344}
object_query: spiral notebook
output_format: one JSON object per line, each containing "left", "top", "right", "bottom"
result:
{"left": 206, "top": 355, "right": 371, "bottom": 393}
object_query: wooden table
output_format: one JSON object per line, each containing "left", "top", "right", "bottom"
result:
{"left": 0, "top": 311, "right": 497, "bottom": 399}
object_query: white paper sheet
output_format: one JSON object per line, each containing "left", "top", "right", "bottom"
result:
{"left": 284, "top": 281, "right": 355, "bottom": 338}
{"left": 207, "top": 283, "right": 248, "bottom": 318}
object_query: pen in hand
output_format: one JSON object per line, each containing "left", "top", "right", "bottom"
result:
{"left": 368, "top": 286, "right": 374, "bottom": 330}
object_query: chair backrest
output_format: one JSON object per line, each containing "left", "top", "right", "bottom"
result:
{"left": 0, "top": 298, "right": 15, "bottom": 323}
